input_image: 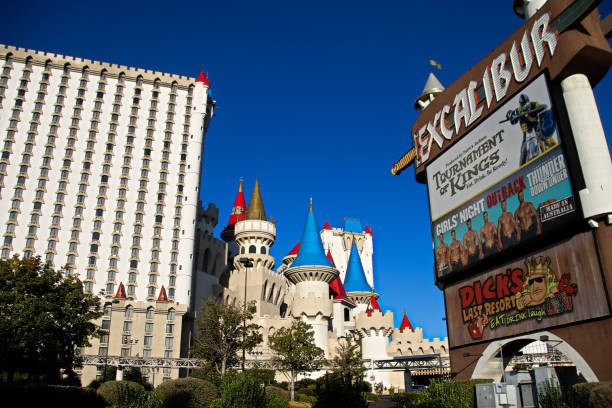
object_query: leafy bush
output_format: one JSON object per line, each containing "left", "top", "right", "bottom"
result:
{"left": 157, "top": 377, "right": 218, "bottom": 408}
{"left": 312, "top": 373, "right": 367, "bottom": 408}
{"left": 189, "top": 363, "right": 224, "bottom": 388}
{"left": 266, "top": 393, "right": 290, "bottom": 408}
{"left": 266, "top": 385, "right": 290, "bottom": 400}
{"left": 0, "top": 384, "right": 105, "bottom": 407}
{"left": 391, "top": 391, "right": 424, "bottom": 408}
{"left": 589, "top": 382, "right": 612, "bottom": 408}
{"left": 298, "top": 393, "right": 317, "bottom": 404}
{"left": 211, "top": 371, "right": 268, "bottom": 408}
{"left": 250, "top": 369, "right": 276, "bottom": 386}
{"left": 423, "top": 379, "right": 472, "bottom": 408}
{"left": 366, "top": 392, "right": 379, "bottom": 401}
{"left": 97, "top": 380, "right": 145, "bottom": 406}
{"left": 539, "top": 380, "right": 565, "bottom": 408}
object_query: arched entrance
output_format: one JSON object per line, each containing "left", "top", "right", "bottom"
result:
{"left": 471, "top": 330, "right": 598, "bottom": 382}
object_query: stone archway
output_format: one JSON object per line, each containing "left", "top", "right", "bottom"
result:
{"left": 471, "top": 330, "right": 598, "bottom": 382}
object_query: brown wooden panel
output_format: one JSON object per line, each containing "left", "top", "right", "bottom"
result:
{"left": 445, "top": 231, "right": 609, "bottom": 348}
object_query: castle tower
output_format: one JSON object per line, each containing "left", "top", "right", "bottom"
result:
{"left": 233, "top": 178, "right": 276, "bottom": 271}
{"left": 355, "top": 294, "right": 394, "bottom": 388}
{"left": 284, "top": 199, "right": 339, "bottom": 357}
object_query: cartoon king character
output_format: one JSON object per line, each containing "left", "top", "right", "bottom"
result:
{"left": 515, "top": 256, "right": 558, "bottom": 310}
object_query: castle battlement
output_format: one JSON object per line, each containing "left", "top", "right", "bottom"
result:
{"left": 0, "top": 44, "right": 200, "bottom": 89}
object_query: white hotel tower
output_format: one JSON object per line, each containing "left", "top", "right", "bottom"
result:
{"left": 0, "top": 44, "right": 215, "bottom": 384}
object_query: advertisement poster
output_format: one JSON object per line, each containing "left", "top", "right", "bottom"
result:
{"left": 444, "top": 233, "right": 610, "bottom": 348}
{"left": 427, "top": 74, "right": 576, "bottom": 278}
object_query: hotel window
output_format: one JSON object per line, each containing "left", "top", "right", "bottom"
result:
{"left": 144, "top": 336, "right": 152, "bottom": 346}
{"left": 166, "top": 324, "right": 173, "bottom": 334}
{"left": 167, "top": 309, "right": 175, "bottom": 321}
{"left": 146, "top": 308, "right": 154, "bottom": 320}
{"left": 106, "top": 283, "right": 114, "bottom": 294}
{"left": 125, "top": 306, "right": 133, "bottom": 319}
{"left": 103, "top": 307, "right": 112, "bottom": 319}
{"left": 145, "top": 322, "right": 153, "bottom": 332}
{"left": 165, "top": 337, "right": 173, "bottom": 348}
{"left": 123, "top": 321, "right": 132, "bottom": 332}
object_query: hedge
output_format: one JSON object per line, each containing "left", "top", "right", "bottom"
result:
{"left": 157, "top": 377, "right": 218, "bottom": 408}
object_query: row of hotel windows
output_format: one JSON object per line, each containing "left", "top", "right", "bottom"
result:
{"left": 0, "top": 54, "right": 195, "bottom": 301}
{"left": 98, "top": 306, "right": 176, "bottom": 357}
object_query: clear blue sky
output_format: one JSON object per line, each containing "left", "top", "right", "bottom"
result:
{"left": 3, "top": 1, "right": 611, "bottom": 340}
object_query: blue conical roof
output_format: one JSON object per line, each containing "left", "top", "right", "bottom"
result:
{"left": 291, "top": 202, "right": 333, "bottom": 268}
{"left": 344, "top": 243, "right": 371, "bottom": 292}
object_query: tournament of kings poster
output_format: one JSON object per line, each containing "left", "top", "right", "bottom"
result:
{"left": 426, "top": 74, "right": 576, "bottom": 278}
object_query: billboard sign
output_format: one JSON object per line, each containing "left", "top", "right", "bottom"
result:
{"left": 429, "top": 74, "right": 577, "bottom": 278}
{"left": 444, "top": 232, "right": 610, "bottom": 348}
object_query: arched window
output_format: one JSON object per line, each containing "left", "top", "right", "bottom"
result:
{"left": 274, "top": 289, "right": 281, "bottom": 305}
{"left": 167, "top": 308, "right": 175, "bottom": 321}
{"left": 267, "top": 284, "right": 276, "bottom": 302}
{"left": 249, "top": 245, "right": 256, "bottom": 254}
{"left": 260, "top": 246, "right": 267, "bottom": 255}
{"left": 418, "top": 347, "right": 424, "bottom": 355}
{"left": 261, "top": 281, "right": 268, "bottom": 301}
{"left": 104, "top": 303, "right": 112, "bottom": 317}
{"left": 146, "top": 307, "right": 154, "bottom": 320}
{"left": 203, "top": 249, "right": 210, "bottom": 272}
{"left": 240, "top": 247, "right": 245, "bottom": 254}
{"left": 124, "top": 306, "right": 133, "bottom": 319}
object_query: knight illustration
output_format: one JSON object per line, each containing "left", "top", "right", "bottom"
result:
{"left": 504, "top": 94, "right": 557, "bottom": 165}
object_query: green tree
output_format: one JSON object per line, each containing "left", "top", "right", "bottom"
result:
{"left": 191, "top": 298, "right": 262, "bottom": 376}
{"left": 0, "top": 255, "right": 102, "bottom": 383}
{"left": 268, "top": 320, "right": 325, "bottom": 402}
{"left": 330, "top": 337, "right": 366, "bottom": 385}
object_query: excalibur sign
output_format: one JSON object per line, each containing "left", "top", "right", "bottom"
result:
{"left": 391, "top": 0, "right": 604, "bottom": 176}
{"left": 413, "top": 12, "right": 557, "bottom": 167}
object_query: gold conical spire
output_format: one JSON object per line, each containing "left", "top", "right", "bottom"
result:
{"left": 238, "top": 177, "right": 243, "bottom": 192}
{"left": 245, "top": 178, "right": 267, "bottom": 221}
{"left": 309, "top": 197, "right": 313, "bottom": 212}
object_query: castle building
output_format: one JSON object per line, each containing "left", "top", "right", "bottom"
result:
{"left": 215, "top": 180, "right": 450, "bottom": 390}
{"left": 0, "top": 43, "right": 447, "bottom": 389}
{"left": 0, "top": 44, "right": 215, "bottom": 385}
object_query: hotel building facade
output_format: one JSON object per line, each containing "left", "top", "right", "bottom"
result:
{"left": 0, "top": 44, "right": 214, "bottom": 385}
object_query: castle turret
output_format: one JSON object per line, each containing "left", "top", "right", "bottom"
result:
{"left": 284, "top": 199, "right": 339, "bottom": 357}
{"left": 234, "top": 178, "right": 276, "bottom": 271}
{"left": 344, "top": 242, "right": 375, "bottom": 310}
{"left": 413, "top": 72, "right": 444, "bottom": 112}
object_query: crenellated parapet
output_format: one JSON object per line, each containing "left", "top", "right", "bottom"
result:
{"left": 291, "top": 288, "right": 334, "bottom": 318}
{"left": 355, "top": 309, "right": 394, "bottom": 338}
{"left": 235, "top": 219, "right": 276, "bottom": 246}
{"left": 0, "top": 44, "right": 199, "bottom": 89}
{"left": 389, "top": 326, "right": 449, "bottom": 356}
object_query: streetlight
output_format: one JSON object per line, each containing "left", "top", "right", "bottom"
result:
{"left": 239, "top": 257, "right": 253, "bottom": 371}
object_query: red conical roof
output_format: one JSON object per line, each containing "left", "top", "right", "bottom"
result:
{"left": 365, "top": 225, "right": 372, "bottom": 236}
{"left": 157, "top": 286, "right": 168, "bottom": 302}
{"left": 367, "top": 295, "right": 381, "bottom": 316}
{"left": 323, "top": 221, "right": 332, "bottom": 230}
{"left": 400, "top": 309, "right": 414, "bottom": 332}
{"left": 287, "top": 242, "right": 300, "bottom": 256}
{"left": 221, "top": 179, "right": 247, "bottom": 240}
{"left": 114, "top": 282, "right": 126, "bottom": 299}
{"left": 196, "top": 68, "right": 210, "bottom": 86}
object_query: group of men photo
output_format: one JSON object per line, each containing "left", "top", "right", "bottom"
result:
{"left": 436, "top": 190, "right": 542, "bottom": 276}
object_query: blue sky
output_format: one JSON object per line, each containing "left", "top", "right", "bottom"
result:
{"left": 3, "top": 1, "right": 611, "bottom": 340}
